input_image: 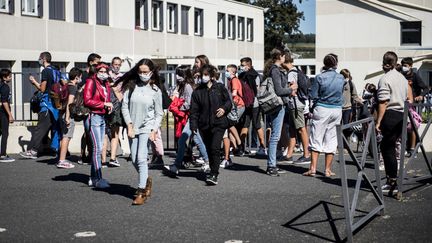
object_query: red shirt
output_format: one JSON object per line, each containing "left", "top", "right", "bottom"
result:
{"left": 230, "top": 77, "right": 245, "bottom": 107}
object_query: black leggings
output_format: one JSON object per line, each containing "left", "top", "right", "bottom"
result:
{"left": 380, "top": 110, "right": 404, "bottom": 179}
{"left": 0, "top": 110, "right": 9, "bottom": 156}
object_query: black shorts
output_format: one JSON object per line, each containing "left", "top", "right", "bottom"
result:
{"left": 242, "top": 107, "right": 262, "bottom": 129}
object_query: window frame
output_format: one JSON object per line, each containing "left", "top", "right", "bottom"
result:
{"left": 49, "top": 0, "right": 65, "bottom": 21}
{"left": 227, "top": 14, "right": 235, "bottom": 40}
{"left": 96, "top": 0, "right": 109, "bottom": 25}
{"left": 217, "top": 12, "right": 226, "bottom": 39}
{"left": 0, "top": 0, "right": 9, "bottom": 13}
{"left": 180, "top": 5, "right": 189, "bottom": 35}
{"left": 74, "top": 0, "right": 88, "bottom": 23}
{"left": 135, "top": 0, "right": 148, "bottom": 30}
{"left": 237, "top": 16, "right": 245, "bottom": 41}
{"left": 151, "top": 0, "right": 163, "bottom": 31}
{"left": 166, "top": 2, "right": 177, "bottom": 33}
{"left": 246, "top": 18, "right": 254, "bottom": 42}
{"left": 194, "top": 8, "right": 203, "bottom": 36}
{"left": 21, "top": 0, "right": 39, "bottom": 17}
{"left": 400, "top": 21, "right": 422, "bottom": 46}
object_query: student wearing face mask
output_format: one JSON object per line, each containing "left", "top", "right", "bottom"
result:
{"left": 164, "top": 66, "right": 210, "bottom": 175}
{"left": 119, "top": 58, "right": 163, "bottom": 205}
{"left": 104, "top": 57, "right": 124, "bottom": 167}
{"left": 189, "top": 64, "right": 232, "bottom": 185}
{"left": 56, "top": 67, "right": 83, "bottom": 169}
{"left": 83, "top": 63, "right": 113, "bottom": 189}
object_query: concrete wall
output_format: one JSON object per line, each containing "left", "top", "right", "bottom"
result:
{"left": 316, "top": 0, "right": 432, "bottom": 89}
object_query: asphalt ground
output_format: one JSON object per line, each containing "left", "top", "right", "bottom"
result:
{"left": 0, "top": 150, "right": 431, "bottom": 242}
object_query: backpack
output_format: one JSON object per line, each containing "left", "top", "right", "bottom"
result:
{"left": 69, "top": 81, "right": 96, "bottom": 121}
{"left": 288, "top": 68, "right": 310, "bottom": 101}
{"left": 257, "top": 77, "right": 284, "bottom": 114}
{"left": 47, "top": 67, "right": 69, "bottom": 111}
{"left": 30, "top": 91, "right": 43, "bottom": 113}
{"left": 239, "top": 79, "right": 255, "bottom": 108}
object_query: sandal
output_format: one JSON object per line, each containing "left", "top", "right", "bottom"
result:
{"left": 325, "top": 170, "right": 336, "bottom": 177}
{"left": 303, "top": 170, "right": 316, "bottom": 177}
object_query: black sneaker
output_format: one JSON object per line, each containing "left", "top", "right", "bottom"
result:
{"left": 266, "top": 167, "right": 280, "bottom": 177}
{"left": 382, "top": 178, "right": 398, "bottom": 195}
{"left": 205, "top": 174, "right": 218, "bottom": 185}
{"left": 293, "top": 156, "right": 311, "bottom": 165}
{"left": 233, "top": 148, "right": 245, "bottom": 157}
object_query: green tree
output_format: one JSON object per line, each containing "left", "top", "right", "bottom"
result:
{"left": 236, "top": 0, "right": 305, "bottom": 59}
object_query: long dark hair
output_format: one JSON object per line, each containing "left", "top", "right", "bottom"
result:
{"left": 264, "top": 46, "right": 287, "bottom": 78}
{"left": 175, "top": 65, "right": 194, "bottom": 96}
{"left": 115, "top": 58, "right": 160, "bottom": 91}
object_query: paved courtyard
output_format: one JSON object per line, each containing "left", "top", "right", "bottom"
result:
{"left": 0, "top": 151, "right": 431, "bottom": 242}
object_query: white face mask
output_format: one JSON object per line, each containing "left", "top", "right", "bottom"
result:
{"left": 201, "top": 75, "right": 211, "bottom": 84}
{"left": 97, "top": 73, "right": 109, "bottom": 81}
{"left": 139, "top": 72, "right": 152, "bottom": 82}
{"left": 402, "top": 66, "right": 410, "bottom": 73}
{"left": 38, "top": 59, "right": 44, "bottom": 65}
{"left": 176, "top": 75, "right": 185, "bottom": 82}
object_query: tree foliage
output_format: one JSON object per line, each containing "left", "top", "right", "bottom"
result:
{"left": 235, "top": 0, "right": 305, "bottom": 59}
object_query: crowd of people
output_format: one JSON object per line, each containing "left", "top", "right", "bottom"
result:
{"left": 0, "top": 48, "right": 428, "bottom": 205}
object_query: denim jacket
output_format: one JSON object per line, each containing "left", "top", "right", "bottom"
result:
{"left": 310, "top": 69, "right": 345, "bottom": 108}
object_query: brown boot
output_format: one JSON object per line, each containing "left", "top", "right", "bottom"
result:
{"left": 144, "top": 177, "right": 152, "bottom": 198}
{"left": 132, "top": 188, "right": 147, "bottom": 205}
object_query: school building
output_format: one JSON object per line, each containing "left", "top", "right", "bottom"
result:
{"left": 316, "top": 0, "right": 432, "bottom": 88}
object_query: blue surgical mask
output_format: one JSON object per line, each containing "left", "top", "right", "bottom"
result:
{"left": 225, "top": 72, "right": 231, "bottom": 79}
{"left": 237, "top": 68, "right": 244, "bottom": 75}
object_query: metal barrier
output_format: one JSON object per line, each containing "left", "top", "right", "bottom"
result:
{"left": 336, "top": 117, "right": 384, "bottom": 243}
{"left": 398, "top": 102, "right": 432, "bottom": 199}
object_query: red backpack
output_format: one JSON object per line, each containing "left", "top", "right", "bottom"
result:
{"left": 48, "top": 67, "right": 69, "bottom": 111}
{"left": 240, "top": 79, "right": 255, "bottom": 108}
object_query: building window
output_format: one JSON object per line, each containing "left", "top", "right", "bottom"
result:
{"left": 0, "top": 0, "right": 13, "bottom": 14}
{"left": 74, "top": 0, "right": 88, "bottom": 23}
{"left": 228, "top": 15, "right": 235, "bottom": 40}
{"left": 181, "top": 6, "right": 189, "bottom": 35}
{"left": 217, "top": 13, "right": 225, "bottom": 39}
{"left": 167, "top": 3, "right": 177, "bottom": 33}
{"left": 152, "top": 0, "right": 162, "bottom": 31}
{"left": 237, "top": 17, "right": 245, "bottom": 41}
{"left": 49, "top": 0, "right": 65, "bottom": 20}
{"left": 246, "top": 18, "right": 253, "bottom": 42}
{"left": 96, "top": 0, "right": 109, "bottom": 25}
{"left": 194, "top": 8, "right": 203, "bottom": 36}
{"left": 135, "top": 0, "right": 148, "bottom": 30}
{"left": 401, "top": 21, "right": 421, "bottom": 46}
{"left": 22, "top": 0, "right": 41, "bottom": 17}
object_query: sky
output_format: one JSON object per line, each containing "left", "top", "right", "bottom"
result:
{"left": 293, "top": 0, "right": 316, "bottom": 34}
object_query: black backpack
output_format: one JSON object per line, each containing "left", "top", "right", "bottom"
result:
{"left": 288, "top": 68, "right": 310, "bottom": 101}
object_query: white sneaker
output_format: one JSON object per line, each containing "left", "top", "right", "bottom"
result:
{"left": 200, "top": 164, "right": 210, "bottom": 173}
{"left": 220, "top": 159, "right": 233, "bottom": 168}
{"left": 195, "top": 157, "right": 205, "bottom": 165}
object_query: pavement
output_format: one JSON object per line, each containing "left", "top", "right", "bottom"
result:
{"left": 0, "top": 151, "right": 431, "bottom": 242}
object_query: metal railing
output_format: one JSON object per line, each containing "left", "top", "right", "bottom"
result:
{"left": 398, "top": 101, "right": 432, "bottom": 199}
{"left": 336, "top": 117, "right": 384, "bottom": 243}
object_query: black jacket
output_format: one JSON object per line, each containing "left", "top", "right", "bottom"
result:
{"left": 190, "top": 81, "right": 232, "bottom": 131}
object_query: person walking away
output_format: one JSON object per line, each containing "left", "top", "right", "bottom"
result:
{"left": 121, "top": 58, "right": 163, "bottom": 205}
{"left": 376, "top": 51, "right": 408, "bottom": 195}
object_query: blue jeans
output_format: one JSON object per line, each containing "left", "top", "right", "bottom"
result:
{"left": 266, "top": 107, "right": 285, "bottom": 168}
{"left": 174, "top": 120, "right": 209, "bottom": 167}
{"left": 86, "top": 114, "right": 105, "bottom": 180}
{"left": 129, "top": 133, "right": 150, "bottom": 189}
